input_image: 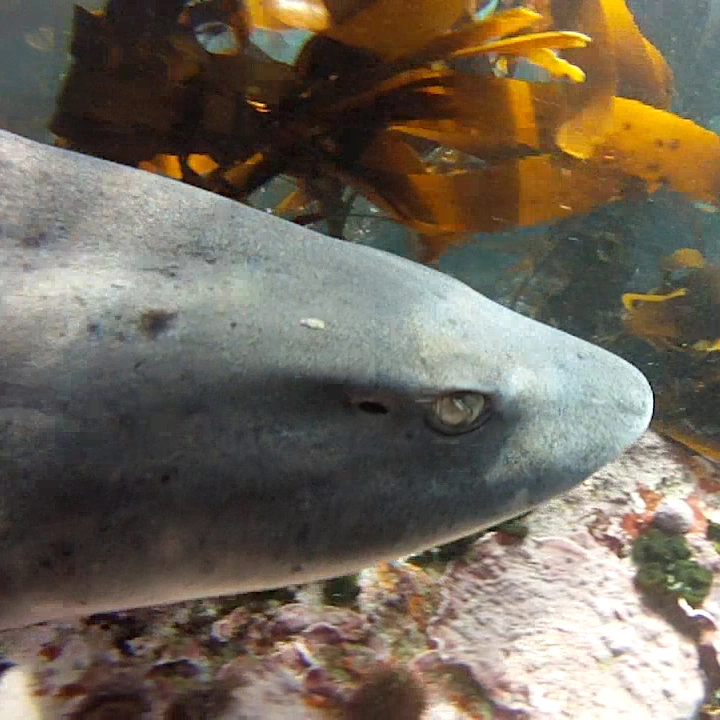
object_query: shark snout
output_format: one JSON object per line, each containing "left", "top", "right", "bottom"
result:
{"left": 504, "top": 335, "right": 654, "bottom": 503}
{"left": 565, "top": 344, "right": 654, "bottom": 455}
{"left": 411, "top": 283, "right": 653, "bottom": 494}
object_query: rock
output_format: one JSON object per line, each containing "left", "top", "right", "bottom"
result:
{"left": 653, "top": 498, "right": 695, "bottom": 535}
{"left": 426, "top": 530, "right": 705, "bottom": 719}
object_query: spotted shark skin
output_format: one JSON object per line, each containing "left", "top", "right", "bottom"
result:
{"left": 0, "top": 130, "right": 652, "bottom": 630}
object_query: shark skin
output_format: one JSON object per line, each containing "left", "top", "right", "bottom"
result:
{"left": 0, "top": 130, "right": 653, "bottom": 630}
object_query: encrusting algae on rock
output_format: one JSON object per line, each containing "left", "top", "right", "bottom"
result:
{"left": 632, "top": 527, "right": 713, "bottom": 608}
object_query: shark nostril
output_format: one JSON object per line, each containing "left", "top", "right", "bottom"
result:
{"left": 355, "top": 401, "right": 390, "bottom": 415}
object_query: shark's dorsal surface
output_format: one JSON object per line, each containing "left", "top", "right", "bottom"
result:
{"left": 0, "top": 130, "right": 652, "bottom": 629}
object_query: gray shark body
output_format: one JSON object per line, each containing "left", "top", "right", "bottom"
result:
{"left": 0, "top": 130, "right": 652, "bottom": 630}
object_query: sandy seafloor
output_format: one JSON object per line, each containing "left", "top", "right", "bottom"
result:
{"left": 0, "top": 430, "right": 719, "bottom": 719}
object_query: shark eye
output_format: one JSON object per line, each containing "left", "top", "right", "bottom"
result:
{"left": 425, "top": 392, "right": 488, "bottom": 435}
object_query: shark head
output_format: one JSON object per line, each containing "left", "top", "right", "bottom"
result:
{"left": 0, "top": 130, "right": 652, "bottom": 627}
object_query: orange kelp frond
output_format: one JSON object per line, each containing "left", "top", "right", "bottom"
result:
{"left": 590, "top": 98, "right": 720, "bottom": 208}
{"left": 447, "top": 29, "right": 590, "bottom": 84}
{"left": 661, "top": 248, "right": 706, "bottom": 272}
{"left": 248, "top": 0, "right": 470, "bottom": 60}
{"left": 389, "top": 78, "right": 564, "bottom": 159}
{"left": 622, "top": 252, "right": 720, "bottom": 354}
{"left": 652, "top": 419, "right": 720, "bottom": 464}
{"left": 139, "top": 153, "right": 219, "bottom": 180}
{"left": 245, "top": 0, "right": 330, "bottom": 32}
{"left": 54, "top": 0, "right": 717, "bottom": 264}
{"left": 350, "top": 154, "right": 627, "bottom": 261}
{"left": 411, "top": 8, "right": 544, "bottom": 62}
{"left": 207, "top": 3, "right": 595, "bottom": 223}
{"left": 653, "top": 374, "right": 720, "bottom": 463}
{"left": 407, "top": 9, "right": 589, "bottom": 84}
{"left": 621, "top": 289, "right": 689, "bottom": 351}
{"left": 622, "top": 289, "right": 687, "bottom": 312}
{"left": 450, "top": 30, "right": 590, "bottom": 61}
{"left": 551, "top": 0, "right": 673, "bottom": 161}
{"left": 50, "top": 0, "right": 598, "bottom": 261}
{"left": 521, "top": 49, "right": 587, "bottom": 83}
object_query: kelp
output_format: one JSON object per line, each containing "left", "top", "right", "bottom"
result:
{"left": 622, "top": 249, "right": 720, "bottom": 353}
{"left": 621, "top": 248, "right": 720, "bottom": 462}
{"left": 596, "top": 99, "right": 720, "bottom": 207}
{"left": 51, "top": 0, "right": 597, "bottom": 257}
{"left": 653, "top": 373, "right": 720, "bottom": 463}
{"left": 550, "top": 0, "right": 672, "bottom": 157}
{"left": 49, "top": 0, "right": 720, "bottom": 261}
{"left": 496, "top": 215, "right": 636, "bottom": 342}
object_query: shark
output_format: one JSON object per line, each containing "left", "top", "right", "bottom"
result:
{"left": 0, "top": 129, "right": 652, "bottom": 631}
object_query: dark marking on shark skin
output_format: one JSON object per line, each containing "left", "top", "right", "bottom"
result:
{"left": 137, "top": 309, "right": 178, "bottom": 339}
{"left": 0, "top": 130, "right": 653, "bottom": 630}
{"left": 19, "top": 229, "right": 50, "bottom": 248}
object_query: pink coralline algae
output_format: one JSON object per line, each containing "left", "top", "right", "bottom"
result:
{"left": 427, "top": 531, "right": 704, "bottom": 718}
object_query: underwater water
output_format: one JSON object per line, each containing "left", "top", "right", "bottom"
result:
{"left": 4, "top": 0, "right": 720, "bottom": 717}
